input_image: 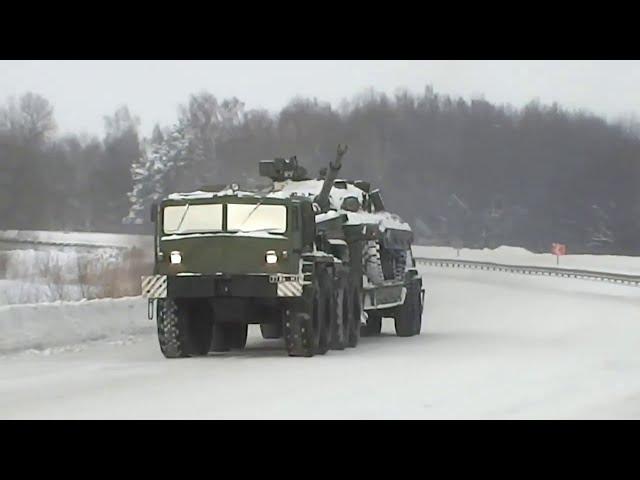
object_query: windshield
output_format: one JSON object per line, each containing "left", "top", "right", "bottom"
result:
{"left": 227, "top": 203, "right": 287, "bottom": 233}
{"left": 163, "top": 204, "right": 223, "bottom": 234}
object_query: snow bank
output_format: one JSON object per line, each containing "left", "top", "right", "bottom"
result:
{"left": 413, "top": 245, "right": 640, "bottom": 275}
{"left": 0, "top": 296, "right": 151, "bottom": 354}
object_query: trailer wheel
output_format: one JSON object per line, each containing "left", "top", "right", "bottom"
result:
{"left": 210, "top": 323, "right": 231, "bottom": 352}
{"left": 260, "top": 322, "right": 283, "bottom": 339}
{"left": 394, "top": 281, "right": 421, "bottom": 337}
{"left": 229, "top": 324, "right": 248, "bottom": 349}
{"left": 157, "top": 298, "right": 213, "bottom": 358}
{"left": 210, "top": 323, "right": 248, "bottom": 351}
{"left": 363, "top": 313, "right": 382, "bottom": 336}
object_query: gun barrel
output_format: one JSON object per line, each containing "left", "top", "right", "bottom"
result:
{"left": 315, "top": 145, "right": 348, "bottom": 211}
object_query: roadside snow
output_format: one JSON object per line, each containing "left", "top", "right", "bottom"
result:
{"left": 1, "top": 268, "right": 639, "bottom": 419}
{"left": 1, "top": 248, "right": 122, "bottom": 304}
{"left": 0, "top": 279, "right": 86, "bottom": 305}
{"left": 0, "top": 296, "right": 150, "bottom": 354}
{"left": 413, "top": 245, "right": 640, "bottom": 275}
{"left": 0, "top": 246, "right": 151, "bottom": 305}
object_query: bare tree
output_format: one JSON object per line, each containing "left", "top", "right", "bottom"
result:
{"left": 177, "top": 92, "right": 244, "bottom": 185}
{"left": 0, "top": 92, "right": 56, "bottom": 144}
{"left": 104, "top": 105, "right": 140, "bottom": 141}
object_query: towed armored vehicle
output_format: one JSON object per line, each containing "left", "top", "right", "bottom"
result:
{"left": 142, "top": 145, "right": 424, "bottom": 358}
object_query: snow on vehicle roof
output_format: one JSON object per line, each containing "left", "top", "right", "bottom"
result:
{"left": 267, "top": 179, "right": 364, "bottom": 209}
{"left": 344, "top": 211, "right": 412, "bottom": 232}
{"left": 165, "top": 179, "right": 412, "bottom": 232}
{"left": 316, "top": 210, "right": 343, "bottom": 223}
{"left": 269, "top": 179, "right": 411, "bottom": 231}
{"left": 167, "top": 179, "right": 366, "bottom": 208}
{"left": 166, "top": 189, "right": 263, "bottom": 200}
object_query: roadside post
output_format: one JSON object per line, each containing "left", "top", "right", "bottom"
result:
{"left": 452, "top": 238, "right": 463, "bottom": 258}
{"left": 551, "top": 243, "right": 567, "bottom": 265}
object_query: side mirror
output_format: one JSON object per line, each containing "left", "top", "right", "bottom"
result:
{"left": 370, "top": 189, "right": 385, "bottom": 212}
{"left": 150, "top": 202, "right": 158, "bottom": 223}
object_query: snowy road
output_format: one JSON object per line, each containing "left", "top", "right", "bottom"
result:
{"left": 2, "top": 267, "right": 640, "bottom": 419}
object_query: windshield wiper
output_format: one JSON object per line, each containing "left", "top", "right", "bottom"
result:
{"left": 237, "top": 227, "right": 281, "bottom": 234}
{"left": 238, "top": 200, "right": 264, "bottom": 229}
{"left": 174, "top": 203, "right": 191, "bottom": 233}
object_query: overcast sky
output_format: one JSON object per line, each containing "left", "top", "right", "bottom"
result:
{"left": 1, "top": 60, "right": 638, "bottom": 138}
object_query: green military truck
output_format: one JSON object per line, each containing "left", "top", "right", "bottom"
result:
{"left": 142, "top": 145, "right": 424, "bottom": 358}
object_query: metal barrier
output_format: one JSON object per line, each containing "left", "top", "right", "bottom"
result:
{"left": 414, "top": 257, "right": 640, "bottom": 287}
{"left": 0, "top": 230, "right": 152, "bottom": 251}
{"left": 3, "top": 230, "right": 638, "bottom": 287}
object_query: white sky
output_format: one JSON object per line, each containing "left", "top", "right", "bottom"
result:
{"left": 1, "top": 60, "right": 638, "bottom": 138}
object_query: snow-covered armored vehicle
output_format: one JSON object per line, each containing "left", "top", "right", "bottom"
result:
{"left": 142, "top": 145, "right": 424, "bottom": 358}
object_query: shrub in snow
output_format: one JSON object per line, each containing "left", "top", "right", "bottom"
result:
{"left": 0, "top": 246, "right": 153, "bottom": 305}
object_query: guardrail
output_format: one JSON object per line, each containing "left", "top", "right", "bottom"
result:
{"left": 2, "top": 230, "right": 638, "bottom": 287}
{"left": 414, "top": 257, "right": 640, "bottom": 287}
{"left": 0, "top": 230, "right": 152, "bottom": 251}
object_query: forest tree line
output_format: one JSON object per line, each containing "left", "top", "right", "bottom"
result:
{"left": 1, "top": 86, "right": 639, "bottom": 255}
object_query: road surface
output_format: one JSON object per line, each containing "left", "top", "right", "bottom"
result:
{"left": 1, "top": 267, "right": 639, "bottom": 419}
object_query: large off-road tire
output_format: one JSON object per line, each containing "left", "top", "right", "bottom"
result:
{"left": 315, "top": 270, "right": 333, "bottom": 355}
{"left": 330, "top": 283, "right": 347, "bottom": 350}
{"left": 210, "top": 322, "right": 231, "bottom": 352}
{"left": 362, "top": 312, "right": 382, "bottom": 336}
{"left": 410, "top": 281, "right": 423, "bottom": 335}
{"left": 413, "top": 285, "right": 423, "bottom": 335}
{"left": 283, "top": 311, "right": 315, "bottom": 357}
{"left": 283, "top": 269, "right": 331, "bottom": 357}
{"left": 347, "top": 286, "right": 361, "bottom": 348}
{"left": 394, "top": 281, "right": 422, "bottom": 337}
{"left": 156, "top": 298, "right": 213, "bottom": 358}
{"left": 260, "top": 322, "right": 283, "bottom": 339}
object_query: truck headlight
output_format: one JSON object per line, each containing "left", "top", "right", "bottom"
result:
{"left": 170, "top": 251, "right": 182, "bottom": 264}
{"left": 265, "top": 250, "right": 278, "bottom": 264}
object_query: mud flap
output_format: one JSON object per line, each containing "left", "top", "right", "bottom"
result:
{"left": 141, "top": 275, "right": 167, "bottom": 299}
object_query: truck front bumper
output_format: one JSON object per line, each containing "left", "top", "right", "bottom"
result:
{"left": 141, "top": 273, "right": 303, "bottom": 299}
